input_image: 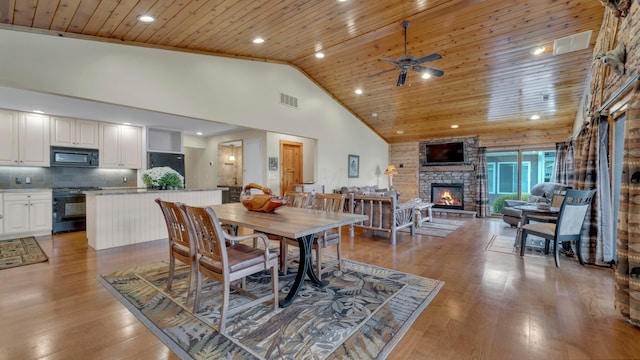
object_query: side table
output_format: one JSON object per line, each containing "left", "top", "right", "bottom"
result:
{"left": 414, "top": 202, "right": 434, "bottom": 227}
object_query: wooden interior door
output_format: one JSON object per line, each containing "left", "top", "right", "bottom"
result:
{"left": 280, "top": 140, "right": 303, "bottom": 195}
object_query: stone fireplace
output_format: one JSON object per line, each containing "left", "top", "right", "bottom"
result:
{"left": 418, "top": 137, "right": 479, "bottom": 212}
{"left": 431, "top": 183, "right": 464, "bottom": 209}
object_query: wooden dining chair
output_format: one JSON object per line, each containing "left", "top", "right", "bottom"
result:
{"left": 178, "top": 203, "right": 279, "bottom": 333}
{"left": 155, "top": 198, "right": 196, "bottom": 305}
{"left": 282, "top": 193, "right": 346, "bottom": 279}
{"left": 519, "top": 189, "right": 596, "bottom": 267}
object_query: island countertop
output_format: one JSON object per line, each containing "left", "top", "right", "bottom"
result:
{"left": 85, "top": 188, "right": 222, "bottom": 250}
{"left": 84, "top": 187, "right": 226, "bottom": 195}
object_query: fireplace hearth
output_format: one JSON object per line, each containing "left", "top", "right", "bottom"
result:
{"left": 431, "top": 183, "right": 464, "bottom": 209}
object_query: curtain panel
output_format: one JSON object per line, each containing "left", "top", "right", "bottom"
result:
{"left": 553, "top": 141, "right": 574, "bottom": 188}
{"left": 615, "top": 85, "right": 640, "bottom": 327}
{"left": 475, "top": 147, "right": 489, "bottom": 218}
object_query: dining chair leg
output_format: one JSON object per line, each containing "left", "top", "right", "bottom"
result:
{"left": 554, "top": 239, "right": 561, "bottom": 267}
{"left": 271, "top": 266, "right": 279, "bottom": 309}
{"left": 166, "top": 255, "right": 176, "bottom": 291}
{"left": 281, "top": 240, "right": 289, "bottom": 275}
{"left": 520, "top": 230, "right": 527, "bottom": 256}
{"left": 193, "top": 272, "right": 203, "bottom": 313}
{"left": 575, "top": 240, "right": 585, "bottom": 265}
{"left": 337, "top": 241, "right": 343, "bottom": 271}
{"left": 186, "top": 262, "right": 197, "bottom": 305}
{"left": 219, "top": 282, "right": 230, "bottom": 333}
{"left": 315, "top": 243, "right": 322, "bottom": 281}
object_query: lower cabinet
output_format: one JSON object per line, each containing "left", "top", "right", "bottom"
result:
{"left": 2, "top": 192, "right": 52, "bottom": 235}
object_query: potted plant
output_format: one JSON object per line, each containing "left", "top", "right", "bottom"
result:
{"left": 142, "top": 167, "right": 184, "bottom": 189}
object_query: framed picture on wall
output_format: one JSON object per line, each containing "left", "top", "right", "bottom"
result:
{"left": 268, "top": 157, "right": 278, "bottom": 171}
{"left": 348, "top": 154, "right": 359, "bottom": 178}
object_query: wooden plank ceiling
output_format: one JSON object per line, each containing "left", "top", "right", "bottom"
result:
{"left": 0, "top": 0, "right": 605, "bottom": 144}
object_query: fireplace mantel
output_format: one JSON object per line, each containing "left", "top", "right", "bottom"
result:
{"left": 420, "top": 164, "right": 474, "bottom": 172}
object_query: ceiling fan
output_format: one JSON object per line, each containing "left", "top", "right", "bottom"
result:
{"left": 369, "top": 21, "right": 444, "bottom": 87}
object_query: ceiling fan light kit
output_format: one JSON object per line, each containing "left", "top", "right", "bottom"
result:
{"left": 371, "top": 21, "right": 444, "bottom": 87}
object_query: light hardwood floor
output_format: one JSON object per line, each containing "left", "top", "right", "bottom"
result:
{"left": 1, "top": 217, "right": 639, "bottom": 359}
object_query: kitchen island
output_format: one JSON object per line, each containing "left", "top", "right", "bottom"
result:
{"left": 85, "top": 188, "right": 223, "bottom": 250}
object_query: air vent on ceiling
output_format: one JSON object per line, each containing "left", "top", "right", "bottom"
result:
{"left": 280, "top": 92, "right": 298, "bottom": 108}
{"left": 553, "top": 30, "right": 592, "bottom": 56}
{"left": 541, "top": 94, "right": 550, "bottom": 102}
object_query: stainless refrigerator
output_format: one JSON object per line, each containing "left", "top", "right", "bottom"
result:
{"left": 147, "top": 152, "right": 186, "bottom": 186}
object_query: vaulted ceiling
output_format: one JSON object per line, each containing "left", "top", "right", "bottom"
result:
{"left": 0, "top": 0, "right": 605, "bottom": 143}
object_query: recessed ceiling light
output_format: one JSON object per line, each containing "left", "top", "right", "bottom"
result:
{"left": 372, "top": 112, "right": 378, "bottom": 117}
{"left": 123, "top": 122, "right": 131, "bottom": 125}
{"left": 530, "top": 114, "right": 540, "bottom": 120}
{"left": 396, "top": 130, "right": 404, "bottom": 134}
{"left": 421, "top": 73, "right": 432, "bottom": 79}
{"left": 315, "top": 52, "right": 325, "bottom": 58}
{"left": 530, "top": 46, "right": 545, "bottom": 55}
{"left": 137, "top": 15, "right": 155, "bottom": 23}
{"left": 355, "top": 88, "right": 363, "bottom": 95}
{"left": 253, "top": 37, "right": 265, "bottom": 44}
{"left": 450, "top": 124, "right": 459, "bottom": 128}
{"left": 196, "top": 132, "right": 203, "bottom": 136}
{"left": 32, "top": 110, "right": 44, "bottom": 114}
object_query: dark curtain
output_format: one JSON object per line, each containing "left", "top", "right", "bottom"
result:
{"left": 475, "top": 147, "right": 489, "bottom": 217}
{"left": 553, "top": 141, "right": 574, "bottom": 188}
{"left": 615, "top": 85, "right": 640, "bottom": 327}
{"left": 572, "top": 117, "right": 601, "bottom": 264}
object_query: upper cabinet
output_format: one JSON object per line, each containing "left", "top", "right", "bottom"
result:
{"left": 0, "top": 109, "right": 50, "bottom": 167}
{"left": 51, "top": 116, "right": 99, "bottom": 149}
{"left": 99, "top": 123, "right": 142, "bottom": 169}
{"left": 147, "top": 127, "right": 183, "bottom": 153}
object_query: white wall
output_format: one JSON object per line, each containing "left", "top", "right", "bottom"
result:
{"left": 0, "top": 29, "right": 388, "bottom": 191}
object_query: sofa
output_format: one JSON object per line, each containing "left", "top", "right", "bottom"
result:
{"left": 345, "top": 191, "right": 415, "bottom": 245}
{"left": 501, "top": 182, "right": 570, "bottom": 227}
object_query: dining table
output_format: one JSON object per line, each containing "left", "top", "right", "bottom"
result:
{"left": 210, "top": 202, "right": 368, "bottom": 308}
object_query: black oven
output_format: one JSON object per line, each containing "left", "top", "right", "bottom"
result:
{"left": 52, "top": 187, "right": 100, "bottom": 234}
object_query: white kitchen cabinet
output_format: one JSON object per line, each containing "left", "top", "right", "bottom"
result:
{"left": 99, "top": 122, "right": 142, "bottom": 169}
{"left": 2, "top": 192, "right": 52, "bottom": 235}
{"left": 0, "top": 110, "right": 50, "bottom": 167}
{"left": 51, "top": 116, "right": 99, "bottom": 149}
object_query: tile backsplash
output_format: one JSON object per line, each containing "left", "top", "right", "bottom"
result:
{"left": 0, "top": 167, "right": 138, "bottom": 189}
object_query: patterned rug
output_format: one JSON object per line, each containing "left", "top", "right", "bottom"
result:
{"left": 98, "top": 257, "right": 444, "bottom": 359}
{"left": 399, "top": 218, "right": 467, "bottom": 237}
{"left": 0, "top": 237, "right": 48, "bottom": 270}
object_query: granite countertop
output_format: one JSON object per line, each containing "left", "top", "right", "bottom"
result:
{"left": 84, "top": 188, "right": 225, "bottom": 196}
{"left": 0, "top": 188, "right": 52, "bottom": 193}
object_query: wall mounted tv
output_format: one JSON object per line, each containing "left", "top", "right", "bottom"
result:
{"left": 423, "top": 142, "right": 466, "bottom": 165}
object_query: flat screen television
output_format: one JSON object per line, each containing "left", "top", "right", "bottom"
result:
{"left": 423, "top": 142, "right": 465, "bottom": 165}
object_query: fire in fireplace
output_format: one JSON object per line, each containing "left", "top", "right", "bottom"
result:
{"left": 431, "top": 183, "right": 464, "bottom": 209}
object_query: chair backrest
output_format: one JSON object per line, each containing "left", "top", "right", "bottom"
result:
{"left": 283, "top": 191, "right": 311, "bottom": 208}
{"left": 155, "top": 198, "right": 193, "bottom": 253}
{"left": 555, "top": 189, "right": 596, "bottom": 237}
{"left": 311, "top": 193, "right": 345, "bottom": 213}
{"left": 179, "top": 204, "right": 229, "bottom": 272}
{"left": 551, "top": 189, "right": 567, "bottom": 208}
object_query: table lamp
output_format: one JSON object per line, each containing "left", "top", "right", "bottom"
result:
{"left": 384, "top": 165, "right": 398, "bottom": 188}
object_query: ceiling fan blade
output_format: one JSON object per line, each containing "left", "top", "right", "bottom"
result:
{"left": 380, "top": 57, "right": 400, "bottom": 65}
{"left": 367, "top": 67, "right": 398, "bottom": 78}
{"left": 414, "top": 53, "right": 442, "bottom": 64}
{"left": 396, "top": 70, "right": 408, "bottom": 87}
{"left": 413, "top": 65, "right": 445, "bottom": 77}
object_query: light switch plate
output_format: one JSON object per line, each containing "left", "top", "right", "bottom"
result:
{"left": 25, "top": 177, "right": 31, "bottom": 184}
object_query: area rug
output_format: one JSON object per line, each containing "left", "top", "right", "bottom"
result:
{"left": 486, "top": 233, "right": 548, "bottom": 256}
{"left": 0, "top": 237, "right": 48, "bottom": 270}
{"left": 399, "top": 218, "right": 467, "bottom": 237}
{"left": 98, "top": 257, "right": 444, "bottom": 359}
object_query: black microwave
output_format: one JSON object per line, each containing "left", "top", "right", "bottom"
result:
{"left": 51, "top": 147, "right": 99, "bottom": 167}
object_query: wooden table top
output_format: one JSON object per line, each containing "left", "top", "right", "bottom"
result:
{"left": 210, "top": 203, "right": 368, "bottom": 239}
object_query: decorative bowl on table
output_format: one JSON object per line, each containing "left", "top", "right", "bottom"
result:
{"left": 240, "top": 183, "right": 288, "bottom": 212}
{"left": 536, "top": 202, "right": 551, "bottom": 210}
